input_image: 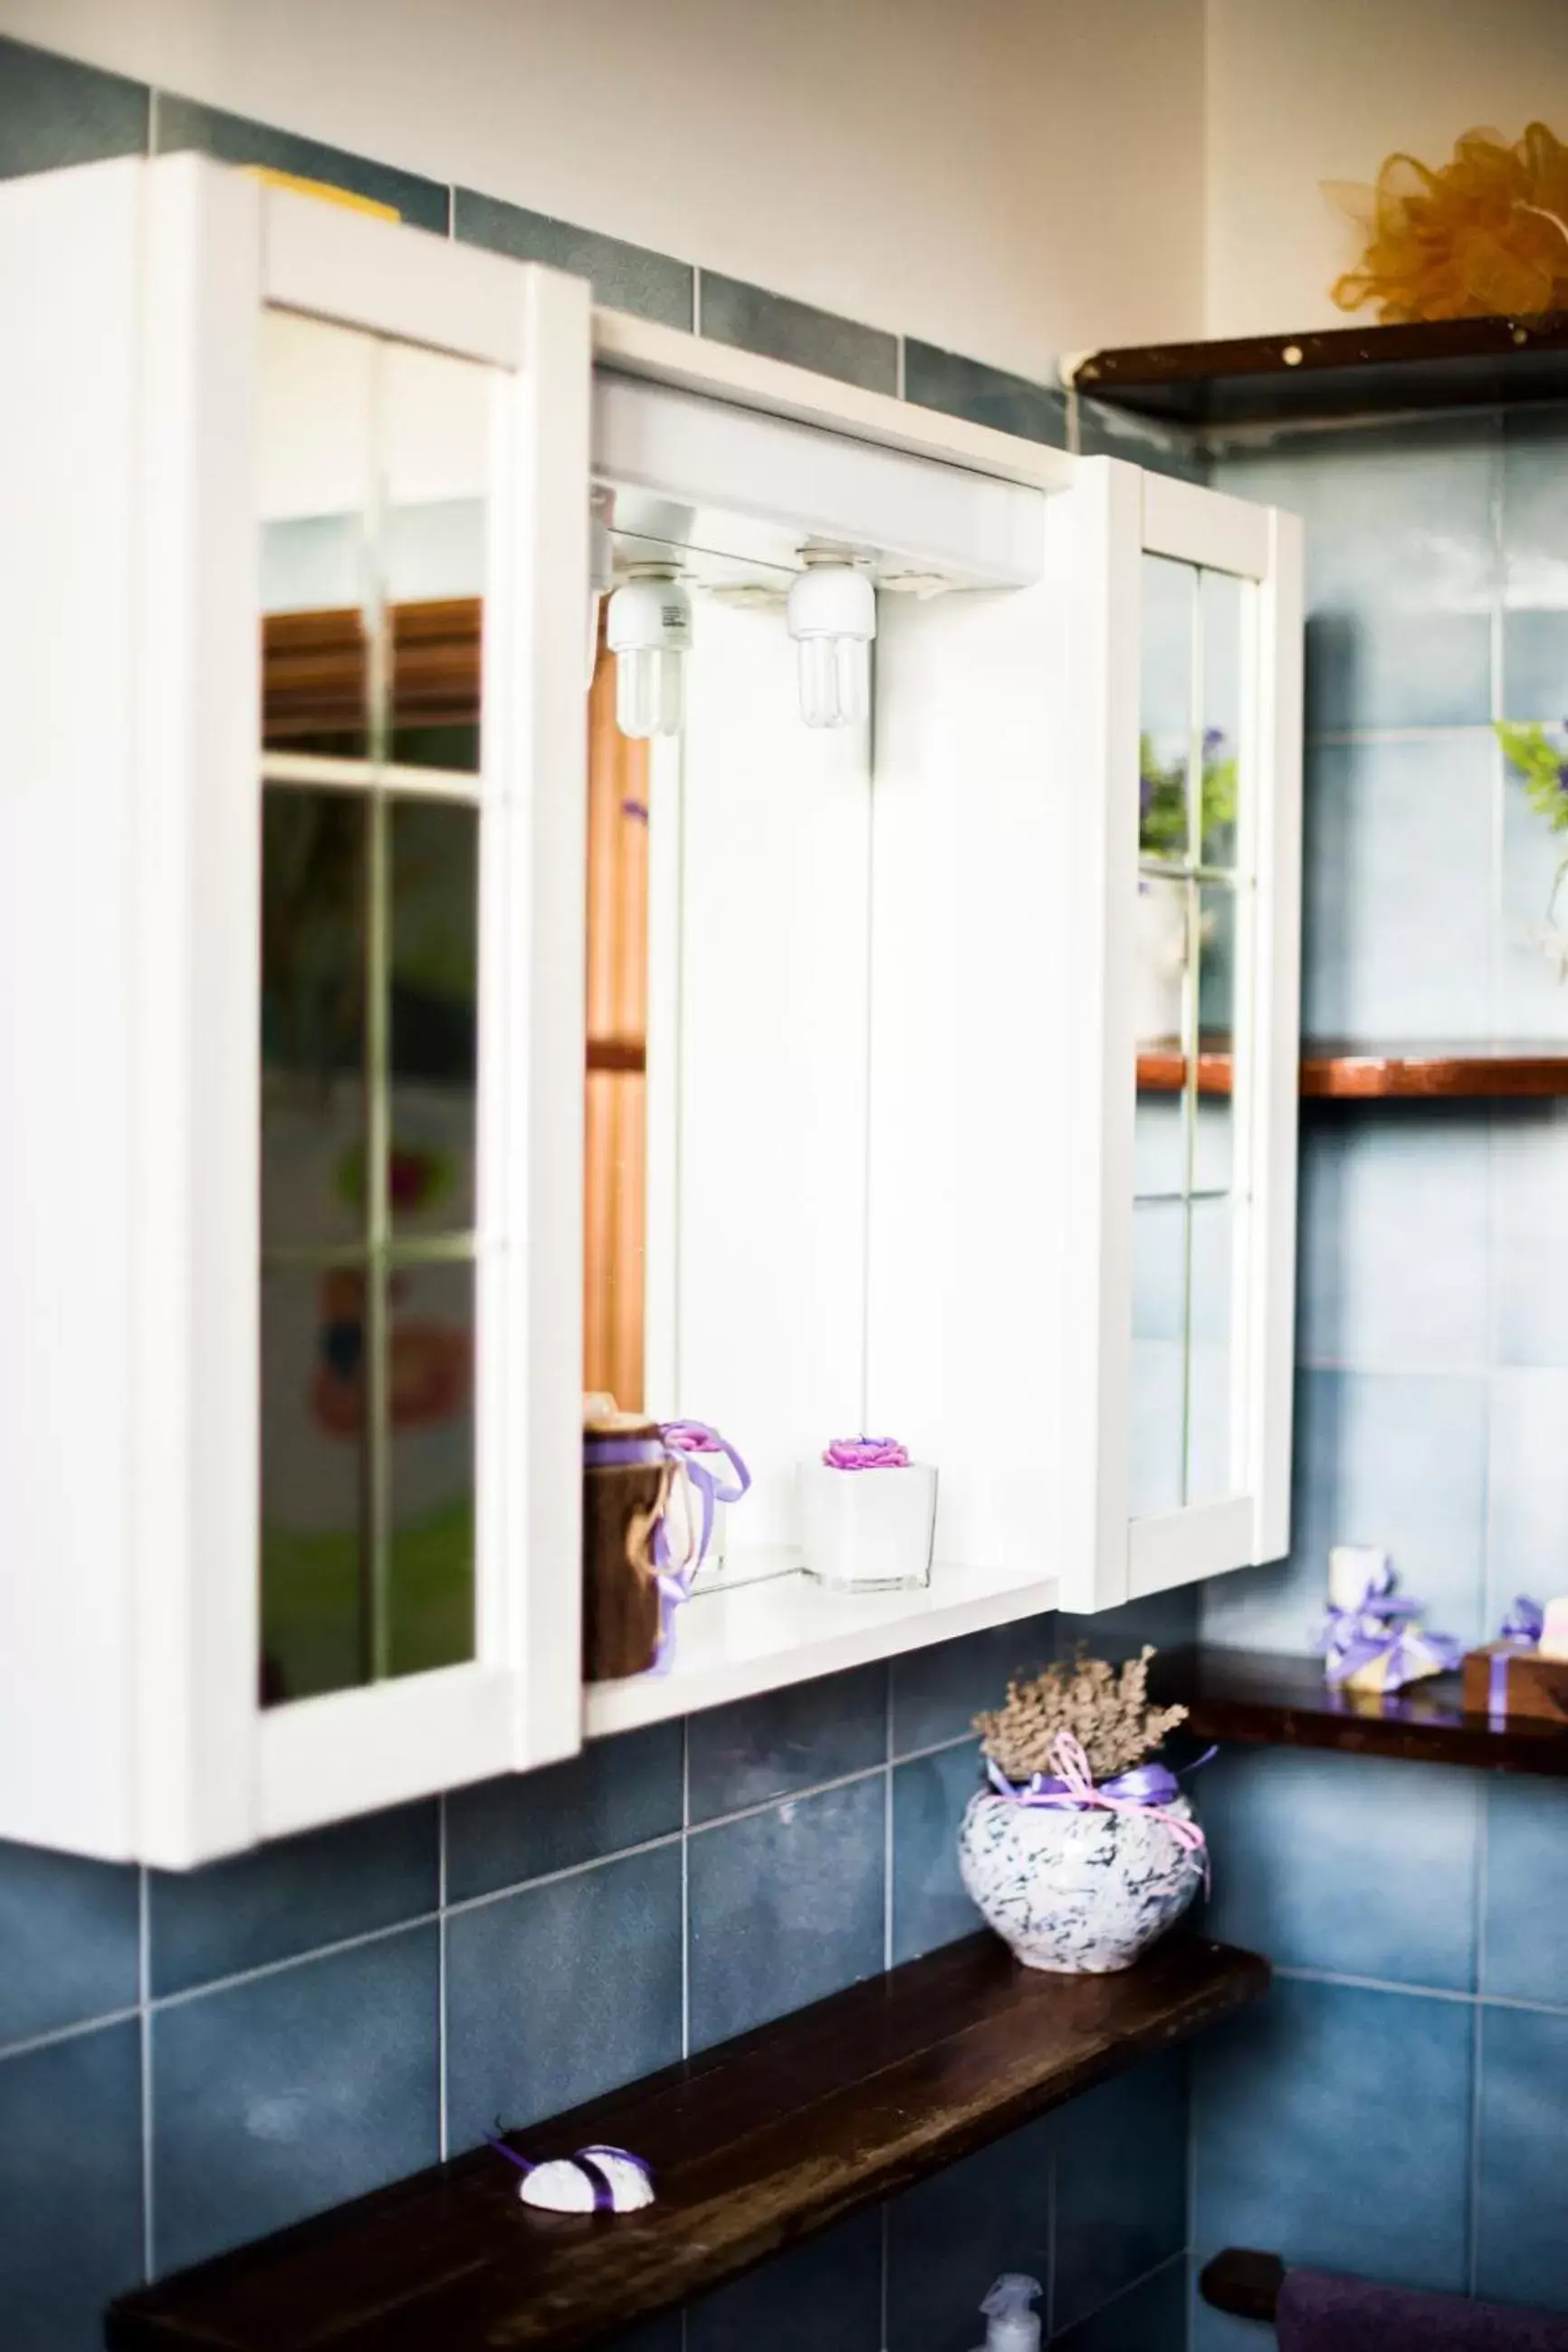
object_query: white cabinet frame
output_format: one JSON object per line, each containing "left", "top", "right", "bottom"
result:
{"left": 0, "top": 155, "right": 590, "bottom": 1863}
{"left": 1059, "top": 466, "right": 1304, "bottom": 1613}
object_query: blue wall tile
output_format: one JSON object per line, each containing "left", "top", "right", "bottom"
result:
{"left": 151, "top": 1925, "right": 439, "bottom": 2273}
{"left": 688, "top": 1776, "right": 885, "bottom": 2050}
{"left": 153, "top": 93, "right": 448, "bottom": 232}
{"left": 1076, "top": 397, "right": 1209, "bottom": 484}
{"left": 446, "top": 1725, "right": 683, "bottom": 1903}
{"left": 1482, "top": 1775, "right": 1568, "bottom": 2009}
{"left": 1494, "top": 769, "right": 1568, "bottom": 1037}
{"left": 1474, "top": 2003, "right": 1568, "bottom": 2314}
{"left": 149, "top": 1800, "right": 437, "bottom": 1998}
{"left": 1051, "top": 2053, "right": 1189, "bottom": 2333}
{"left": 1486, "top": 1371, "right": 1568, "bottom": 1637}
{"left": 1054, "top": 2257, "right": 1188, "bottom": 2351}
{"left": 0, "top": 34, "right": 148, "bottom": 178}
{"left": 0, "top": 2021, "right": 142, "bottom": 2352}
{"left": 891, "top": 1740, "right": 983, "bottom": 1965}
{"left": 1300, "top": 736, "right": 1494, "bottom": 1041}
{"left": 886, "top": 2114, "right": 1053, "bottom": 2352}
{"left": 688, "top": 2209, "right": 884, "bottom": 2352}
{"left": 1200, "top": 1748, "right": 1479, "bottom": 1992}
{"left": 698, "top": 272, "right": 898, "bottom": 394}
{"left": 1501, "top": 410, "right": 1568, "bottom": 729}
{"left": 1055, "top": 1591, "right": 1200, "bottom": 1663}
{"left": 1200, "top": 1367, "right": 1489, "bottom": 1655}
{"left": 454, "top": 189, "right": 693, "bottom": 328}
{"left": 0, "top": 1840, "right": 139, "bottom": 2050}
{"left": 904, "top": 340, "right": 1066, "bottom": 446}
{"left": 445, "top": 1843, "right": 682, "bottom": 2146}
{"left": 688, "top": 1665, "right": 886, "bottom": 1824}
{"left": 1191, "top": 2298, "right": 1274, "bottom": 2352}
{"left": 1193, "top": 1976, "right": 1473, "bottom": 2296}
{"left": 891, "top": 1614, "right": 1057, "bottom": 1755}
{"left": 1218, "top": 420, "right": 1496, "bottom": 733}
{"left": 1296, "top": 1111, "right": 1491, "bottom": 1370}
{"left": 1490, "top": 1112, "right": 1568, "bottom": 1366}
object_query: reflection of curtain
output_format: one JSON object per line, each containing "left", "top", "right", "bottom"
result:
{"left": 584, "top": 629, "right": 649, "bottom": 1411}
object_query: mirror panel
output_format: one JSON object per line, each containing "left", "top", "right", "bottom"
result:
{"left": 257, "top": 311, "right": 492, "bottom": 1707}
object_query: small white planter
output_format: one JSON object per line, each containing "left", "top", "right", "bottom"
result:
{"left": 958, "top": 1786, "right": 1202, "bottom": 1974}
{"left": 799, "top": 1459, "right": 937, "bottom": 1592}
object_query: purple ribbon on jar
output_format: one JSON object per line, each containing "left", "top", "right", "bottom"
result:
{"left": 821, "top": 1435, "right": 910, "bottom": 1469}
{"left": 986, "top": 1731, "right": 1211, "bottom": 1887}
{"left": 649, "top": 1421, "right": 751, "bottom": 1675}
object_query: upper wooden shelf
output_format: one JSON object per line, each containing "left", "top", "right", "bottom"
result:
{"left": 107, "top": 1931, "right": 1267, "bottom": 2352}
{"left": 1067, "top": 311, "right": 1568, "bottom": 429}
{"left": 1136, "top": 1042, "right": 1568, "bottom": 1101}
{"left": 1167, "top": 1647, "right": 1568, "bottom": 1778}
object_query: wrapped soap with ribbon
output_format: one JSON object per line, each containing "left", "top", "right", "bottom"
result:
{"left": 486, "top": 2128, "right": 655, "bottom": 2214}
{"left": 1458, "top": 1593, "right": 1568, "bottom": 1721}
{"left": 1315, "top": 1545, "right": 1461, "bottom": 1696}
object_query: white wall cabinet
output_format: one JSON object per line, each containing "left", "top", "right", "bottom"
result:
{"left": 0, "top": 158, "right": 1301, "bottom": 1860}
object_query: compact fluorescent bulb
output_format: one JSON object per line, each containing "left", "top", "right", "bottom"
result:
{"left": 787, "top": 550, "right": 875, "bottom": 729}
{"left": 607, "top": 564, "right": 692, "bottom": 739}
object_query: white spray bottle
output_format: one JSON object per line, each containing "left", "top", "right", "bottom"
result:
{"left": 970, "top": 2274, "right": 1043, "bottom": 2352}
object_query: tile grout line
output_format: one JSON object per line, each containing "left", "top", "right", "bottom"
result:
{"left": 0, "top": 2002, "right": 147, "bottom": 2068}
{"left": 878, "top": 2199, "right": 891, "bottom": 2352}
{"left": 139, "top": 1867, "right": 154, "bottom": 2281}
{"left": 438, "top": 1793, "right": 449, "bottom": 2163}
{"left": 1058, "top": 2251, "right": 1189, "bottom": 2343}
{"left": 1468, "top": 1781, "right": 1490, "bottom": 2298}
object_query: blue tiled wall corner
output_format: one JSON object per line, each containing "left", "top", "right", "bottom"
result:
{"left": 0, "top": 34, "right": 148, "bottom": 179}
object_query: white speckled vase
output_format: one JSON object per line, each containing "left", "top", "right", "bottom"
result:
{"left": 957, "top": 1788, "right": 1203, "bottom": 1974}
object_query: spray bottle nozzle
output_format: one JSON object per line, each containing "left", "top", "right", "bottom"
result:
{"left": 980, "top": 2274, "right": 1043, "bottom": 2352}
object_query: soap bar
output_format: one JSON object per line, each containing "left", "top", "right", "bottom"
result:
{"left": 1328, "top": 1544, "right": 1388, "bottom": 1611}
{"left": 1462, "top": 1643, "right": 1568, "bottom": 1723}
{"left": 1538, "top": 1598, "right": 1568, "bottom": 1661}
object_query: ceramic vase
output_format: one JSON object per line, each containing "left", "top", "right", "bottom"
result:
{"left": 957, "top": 1785, "right": 1202, "bottom": 1974}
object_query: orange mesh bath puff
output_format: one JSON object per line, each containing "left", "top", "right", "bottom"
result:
{"left": 1328, "top": 122, "right": 1568, "bottom": 321}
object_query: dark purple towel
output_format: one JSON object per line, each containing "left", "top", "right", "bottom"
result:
{"left": 1277, "top": 2270, "right": 1568, "bottom": 2352}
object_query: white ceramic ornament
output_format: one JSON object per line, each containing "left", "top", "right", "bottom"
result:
{"left": 518, "top": 2149, "right": 655, "bottom": 2214}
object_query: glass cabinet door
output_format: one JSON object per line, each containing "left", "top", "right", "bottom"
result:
{"left": 259, "top": 312, "right": 489, "bottom": 1708}
{"left": 1130, "top": 555, "right": 1248, "bottom": 1521}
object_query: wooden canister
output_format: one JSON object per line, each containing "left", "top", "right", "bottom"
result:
{"left": 583, "top": 1411, "right": 669, "bottom": 1682}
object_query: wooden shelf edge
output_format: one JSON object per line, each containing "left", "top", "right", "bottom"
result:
{"left": 107, "top": 1932, "right": 1268, "bottom": 2352}
{"left": 1066, "top": 311, "right": 1568, "bottom": 428}
{"left": 1136, "top": 1046, "right": 1568, "bottom": 1101}
{"left": 1167, "top": 1647, "right": 1568, "bottom": 1778}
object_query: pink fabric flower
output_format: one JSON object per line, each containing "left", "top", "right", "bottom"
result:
{"left": 662, "top": 1420, "right": 722, "bottom": 1455}
{"left": 821, "top": 1436, "right": 910, "bottom": 1470}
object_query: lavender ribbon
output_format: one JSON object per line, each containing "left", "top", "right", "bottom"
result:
{"left": 1499, "top": 1595, "right": 1544, "bottom": 1646}
{"left": 985, "top": 1733, "right": 1212, "bottom": 1888}
{"left": 1315, "top": 1563, "right": 1461, "bottom": 1689}
{"left": 649, "top": 1422, "right": 751, "bottom": 1675}
{"left": 485, "top": 2129, "right": 654, "bottom": 2213}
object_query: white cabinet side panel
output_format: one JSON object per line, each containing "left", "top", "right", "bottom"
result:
{"left": 0, "top": 161, "right": 142, "bottom": 1854}
{"left": 673, "top": 602, "right": 871, "bottom": 1557}
{"left": 131, "top": 158, "right": 263, "bottom": 1865}
{"left": 866, "top": 576, "right": 1071, "bottom": 1583}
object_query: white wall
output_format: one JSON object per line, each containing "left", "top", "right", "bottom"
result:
{"left": 1206, "top": 0, "right": 1568, "bottom": 339}
{"left": 0, "top": 0, "right": 1206, "bottom": 378}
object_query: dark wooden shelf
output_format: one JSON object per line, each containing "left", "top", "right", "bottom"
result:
{"left": 107, "top": 1931, "right": 1268, "bottom": 2352}
{"left": 1170, "top": 1647, "right": 1568, "bottom": 1777}
{"left": 1136, "top": 1043, "right": 1568, "bottom": 1101}
{"left": 1067, "top": 311, "right": 1568, "bottom": 428}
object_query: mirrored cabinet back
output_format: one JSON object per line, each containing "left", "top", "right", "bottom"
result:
{"left": 0, "top": 153, "right": 1302, "bottom": 1863}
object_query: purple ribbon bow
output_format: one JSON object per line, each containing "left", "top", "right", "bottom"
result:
{"left": 1315, "top": 1563, "right": 1461, "bottom": 1689}
{"left": 986, "top": 1732, "right": 1211, "bottom": 1887}
{"left": 1499, "top": 1595, "right": 1544, "bottom": 1646}
{"left": 649, "top": 1422, "right": 751, "bottom": 1674}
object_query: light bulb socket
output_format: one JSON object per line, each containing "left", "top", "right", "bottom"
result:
{"left": 786, "top": 557, "right": 875, "bottom": 646}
